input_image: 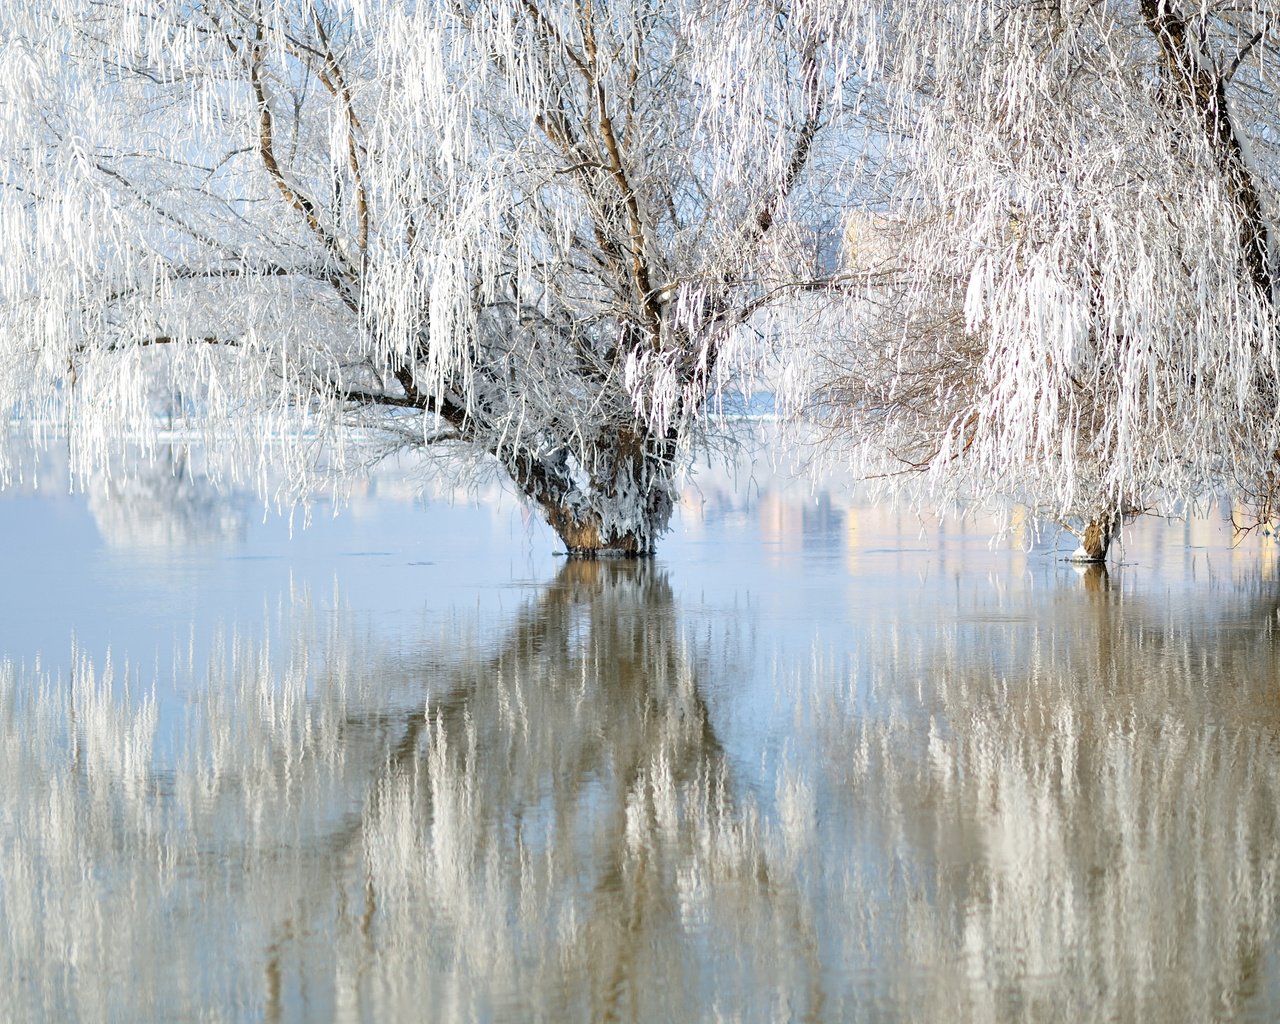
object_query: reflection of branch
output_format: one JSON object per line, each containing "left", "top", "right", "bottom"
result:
{"left": 292, "top": 560, "right": 728, "bottom": 870}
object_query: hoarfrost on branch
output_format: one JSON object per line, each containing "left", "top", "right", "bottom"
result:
{"left": 0, "top": 0, "right": 857, "bottom": 553}
{"left": 817, "top": 1, "right": 1280, "bottom": 555}
{"left": 5, "top": 0, "right": 1280, "bottom": 555}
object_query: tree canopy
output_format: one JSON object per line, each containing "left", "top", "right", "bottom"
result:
{"left": 3, "top": 1, "right": 1280, "bottom": 557}
{"left": 816, "top": 1, "right": 1280, "bottom": 557}
{"left": 0, "top": 0, "right": 858, "bottom": 552}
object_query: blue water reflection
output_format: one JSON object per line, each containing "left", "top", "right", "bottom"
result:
{"left": 1, "top": 442, "right": 1279, "bottom": 1022}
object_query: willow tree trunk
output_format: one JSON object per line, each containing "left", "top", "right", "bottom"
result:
{"left": 1070, "top": 511, "right": 1121, "bottom": 563}
{"left": 505, "top": 426, "right": 677, "bottom": 556}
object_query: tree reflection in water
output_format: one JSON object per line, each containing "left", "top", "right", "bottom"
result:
{"left": 2, "top": 560, "right": 1280, "bottom": 1021}
{"left": 351, "top": 560, "right": 828, "bottom": 1021}
{"left": 809, "top": 563, "right": 1280, "bottom": 1023}
{"left": 86, "top": 445, "right": 246, "bottom": 548}
{"left": 0, "top": 561, "right": 819, "bottom": 1021}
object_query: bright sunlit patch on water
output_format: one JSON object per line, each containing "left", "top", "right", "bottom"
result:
{"left": 1, "top": 444, "right": 1280, "bottom": 1021}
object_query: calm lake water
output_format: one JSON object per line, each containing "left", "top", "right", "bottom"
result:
{"left": 2, "top": 443, "right": 1280, "bottom": 1022}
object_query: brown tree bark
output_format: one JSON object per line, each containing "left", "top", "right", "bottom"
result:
{"left": 1070, "top": 510, "right": 1121, "bottom": 563}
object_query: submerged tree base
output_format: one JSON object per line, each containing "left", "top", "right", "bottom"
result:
{"left": 1067, "top": 512, "right": 1122, "bottom": 564}
{"left": 548, "top": 516, "right": 655, "bottom": 558}
{"left": 561, "top": 547, "right": 656, "bottom": 560}
{"left": 536, "top": 465, "right": 673, "bottom": 558}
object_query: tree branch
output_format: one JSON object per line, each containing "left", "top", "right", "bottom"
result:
{"left": 578, "top": 4, "right": 663, "bottom": 341}
{"left": 242, "top": 31, "right": 361, "bottom": 312}
{"left": 311, "top": 11, "right": 370, "bottom": 260}
{"left": 748, "top": 32, "right": 825, "bottom": 242}
{"left": 1140, "top": 0, "right": 1275, "bottom": 301}
{"left": 1226, "top": 22, "right": 1270, "bottom": 80}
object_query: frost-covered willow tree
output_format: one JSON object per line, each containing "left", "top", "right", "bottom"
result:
{"left": 819, "top": 1, "right": 1280, "bottom": 559}
{"left": 0, "top": 1, "right": 853, "bottom": 554}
